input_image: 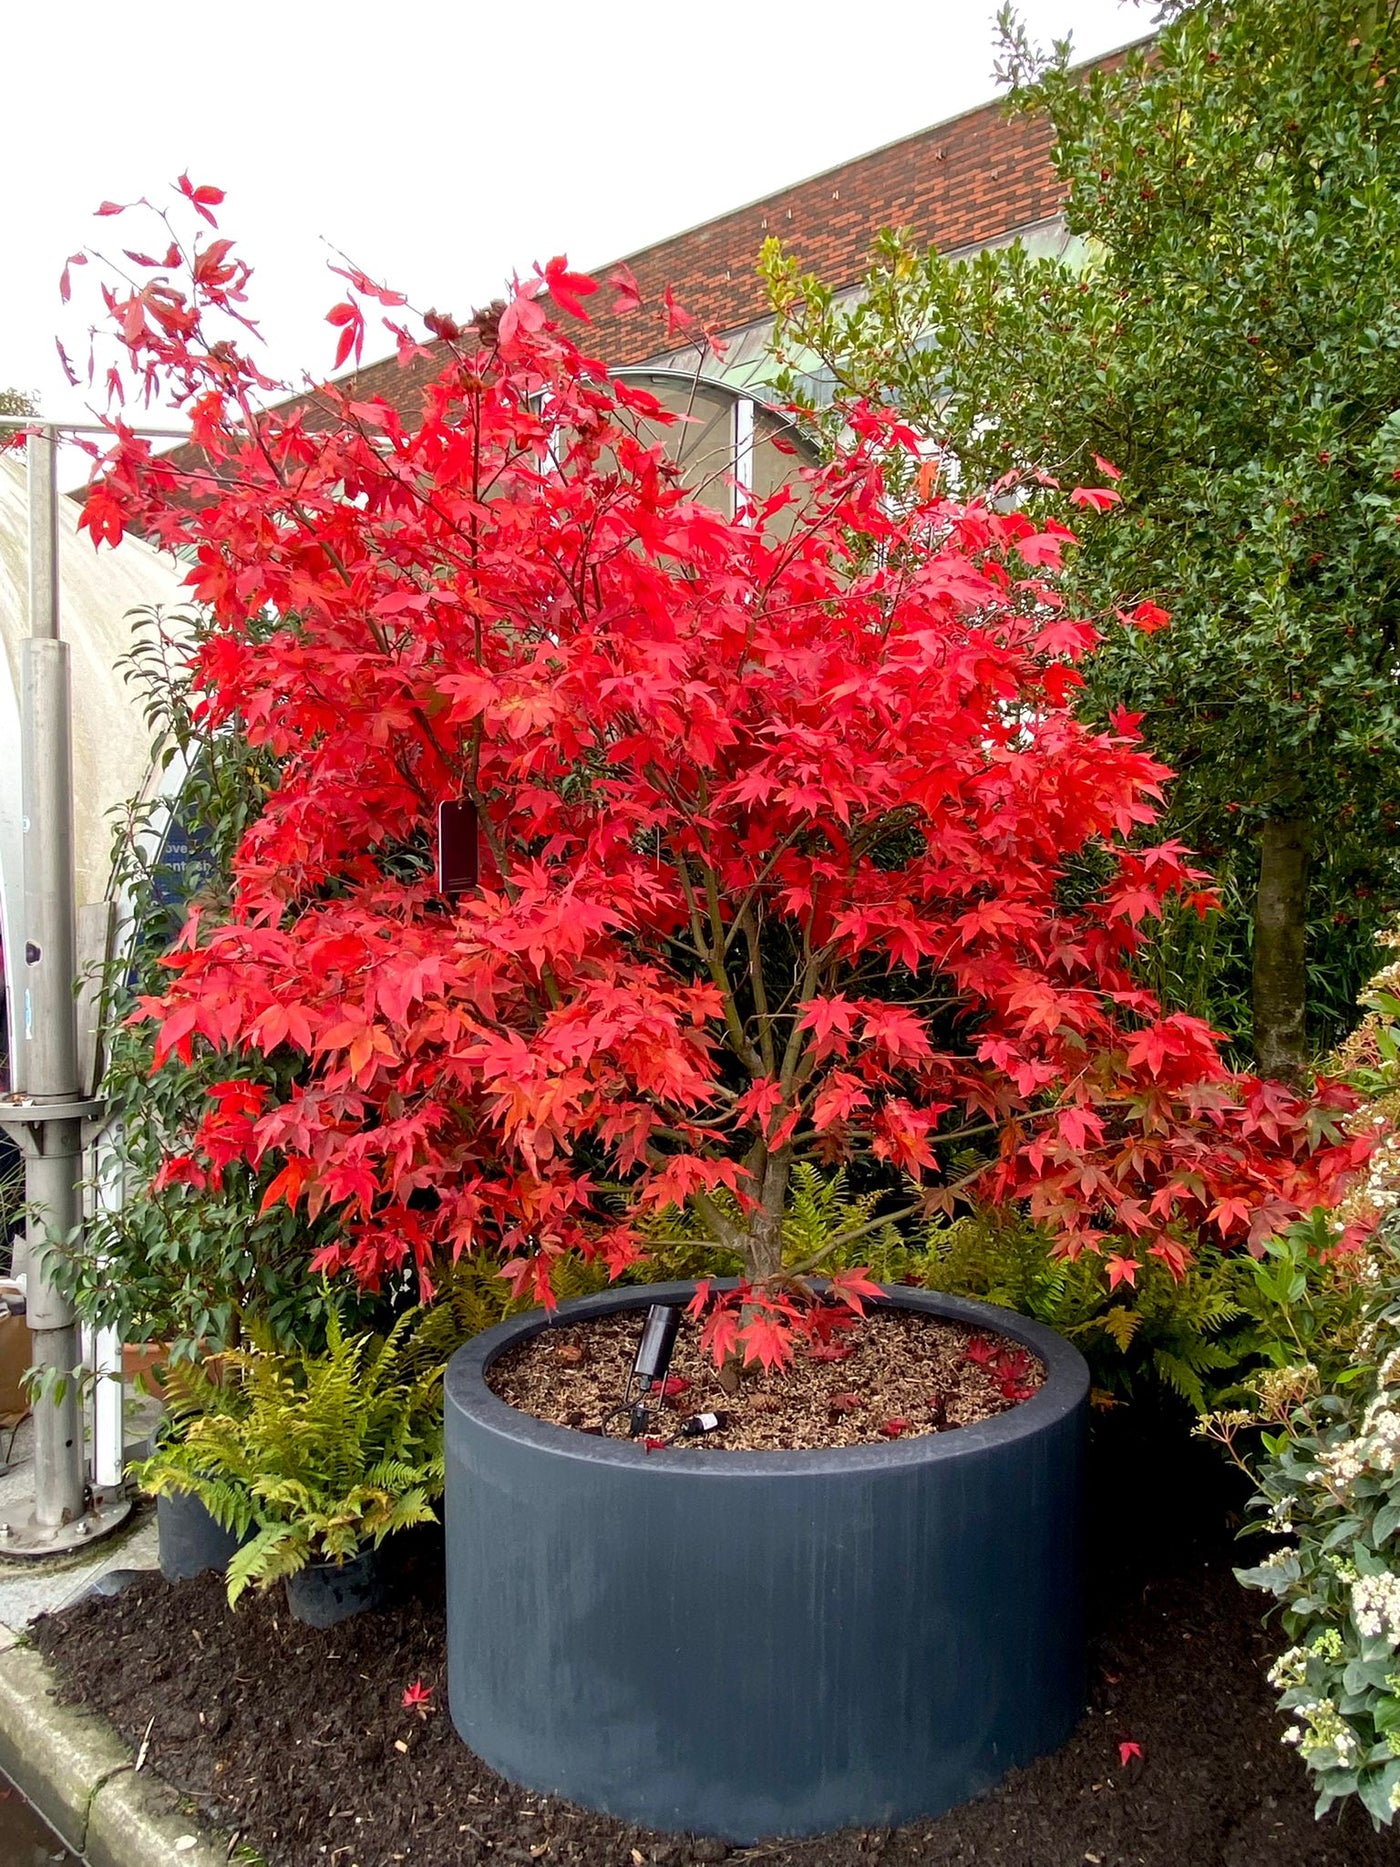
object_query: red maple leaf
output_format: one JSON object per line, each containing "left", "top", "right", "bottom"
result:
{"left": 807, "top": 1341, "right": 854, "bottom": 1363}
{"left": 1069, "top": 484, "right": 1122, "bottom": 513}
{"left": 541, "top": 256, "right": 597, "bottom": 321}
{"left": 1126, "top": 601, "right": 1171, "bottom": 633}
{"left": 402, "top": 1680, "right": 434, "bottom": 1716}
{"left": 608, "top": 264, "right": 642, "bottom": 315}
{"left": 740, "top": 1312, "right": 796, "bottom": 1373}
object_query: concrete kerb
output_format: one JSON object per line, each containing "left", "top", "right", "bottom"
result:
{"left": 87, "top": 1770, "right": 227, "bottom": 1867}
{"left": 0, "top": 1626, "right": 226, "bottom": 1865}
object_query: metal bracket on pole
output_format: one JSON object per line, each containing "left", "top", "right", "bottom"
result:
{"left": 0, "top": 1097, "right": 105, "bottom": 1136}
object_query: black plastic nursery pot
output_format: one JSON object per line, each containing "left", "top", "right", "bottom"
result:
{"left": 284, "top": 1545, "right": 386, "bottom": 1628}
{"left": 445, "top": 1282, "right": 1090, "bottom": 1843}
{"left": 156, "top": 1490, "right": 249, "bottom": 1585}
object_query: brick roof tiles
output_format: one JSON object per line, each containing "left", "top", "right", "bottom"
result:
{"left": 583, "top": 91, "right": 1066, "bottom": 369}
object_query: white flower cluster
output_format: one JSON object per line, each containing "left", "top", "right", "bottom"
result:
{"left": 1257, "top": 1547, "right": 1299, "bottom": 1579}
{"left": 1254, "top": 1362, "right": 1318, "bottom": 1419}
{"left": 1267, "top": 1645, "right": 1310, "bottom": 1690}
{"left": 1367, "top": 1403, "right": 1400, "bottom": 1470}
{"left": 1352, "top": 1572, "right": 1400, "bottom": 1645}
{"left": 1361, "top": 1128, "right": 1400, "bottom": 1219}
{"left": 1289, "top": 1698, "right": 1360, "bottom": 1766}
{"left": 1269, "top": 1496, "right": 1296, "bottom": 1534}
{"left": 1321, "top": 1439, "right": 1368, "bottom": 1485}
{"left": 1318, "top": 1393, "right": 1400, "bottom": 1495}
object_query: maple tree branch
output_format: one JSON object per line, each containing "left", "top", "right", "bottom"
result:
{"left": 687, "top": 1189, "right": 742, "bottom": 1253}
{"left": 778, "top": 952, "right": 825, "bottom": 1099}
{"left": 720, "top": 826, "right": 810, "bottom": 956}
{"left": 671, "top": 853, "right": 714, "bottom": 963}
{"left": 680, "top": 841, "right": 764, "bottom": 1078}
{"left": 741, "top": 904, "right": 777, "bottom": 1076}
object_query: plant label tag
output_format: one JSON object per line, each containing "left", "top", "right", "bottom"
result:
{"left": 437, "top": 798, "right": 479, "bottom": 898}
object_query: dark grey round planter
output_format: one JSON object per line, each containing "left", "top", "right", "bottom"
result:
{"left": 445, "top": 1282, "right": 1088, "bottom": 1843}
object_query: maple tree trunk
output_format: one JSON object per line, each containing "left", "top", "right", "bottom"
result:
{"left": 1253, "top": 816, "right": 1312, "bottom": 1083}
{"left": 741, "top": 1145, "right": 793, "bottom": 1281}
{"left": 716, "top": 1148, "right": 794, "bottom": 1394}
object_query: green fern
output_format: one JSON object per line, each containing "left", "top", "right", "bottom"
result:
{"left": 781, "top": 1164, "right": 910, "bottom": 1272}
{"left": 915, "top": 1205, "right": 1261, "bottom": 1409}
{"left": 134, "top": 1304, "right": 445, "bottom": 1604}
{"left": 631, "top": 1164, "right": 913, "bottom": 1284}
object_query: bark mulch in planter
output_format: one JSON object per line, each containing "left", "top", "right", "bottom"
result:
{"left": 29, "top": 1425, "right": 1400, "bottom": 1867}
{"left": 488, "top": 1308, "right": 1042, "bottom": 1450}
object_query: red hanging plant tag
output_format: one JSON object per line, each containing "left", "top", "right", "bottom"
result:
{"left": 437, "top": 798, "right": 479, "bottom": 898}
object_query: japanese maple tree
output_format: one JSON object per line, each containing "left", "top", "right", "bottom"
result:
{"left": 69, "top": 184, "right": 1370, "bottom": 1367}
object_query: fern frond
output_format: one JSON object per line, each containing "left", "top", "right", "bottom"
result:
{"left": 135, "top": 1296, "right": 449, "bottom": 1605}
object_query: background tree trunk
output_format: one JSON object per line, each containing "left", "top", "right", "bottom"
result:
{"left": 1253, "top": 817, "right": 1313, "bottom": 1082}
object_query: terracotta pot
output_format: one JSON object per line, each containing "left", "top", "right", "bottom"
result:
{"left": 121, "top": 1341, "right": 170, "bottom": 1401}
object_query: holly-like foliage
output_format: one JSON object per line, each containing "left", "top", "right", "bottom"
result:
{"left": 68, "top": 183, "right": 1371, "bottom": 1367}
{"left": 765, "top": 0, "right": 1400, "bottom": 1075}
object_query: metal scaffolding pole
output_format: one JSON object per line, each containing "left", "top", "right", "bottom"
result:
{"left": 0, "top": 425, "right": 128, "bottom": 1552}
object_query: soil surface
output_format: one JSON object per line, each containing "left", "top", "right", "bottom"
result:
{"left": 488, "top": 1307, "right": 1043, "bottom": 1450}
{"left": 29, "top": 1413, "right": 1400, "bottom": 1867}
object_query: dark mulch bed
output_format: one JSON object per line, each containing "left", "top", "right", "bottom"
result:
{"left": 29, "top": 1412, "right": 1400, "bottom": 1867}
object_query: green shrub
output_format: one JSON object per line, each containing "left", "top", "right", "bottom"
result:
{"left": 56, "top": 606, "right": 354, "bottom": 1363}
{"left": 1230, "top": 1218, "right": 1400, "bottom": 1826}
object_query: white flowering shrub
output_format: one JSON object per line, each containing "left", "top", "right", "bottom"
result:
{"left": 1236, "top": 1223, "right": 1400, "bottom": 1826}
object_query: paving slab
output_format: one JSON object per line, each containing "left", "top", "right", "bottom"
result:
{"left": 0, "top": 1413, "right": 161, "bottom": 1629}
{"left": 0, "top": 1505, "right": 160, "bottom": 1629}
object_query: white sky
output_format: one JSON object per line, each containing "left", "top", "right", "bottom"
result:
{"left": 3, "top": 0, "right": 1144, "bottom": 437}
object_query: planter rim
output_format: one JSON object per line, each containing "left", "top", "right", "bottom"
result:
{"left": 446, "top": 1280, "right": 1089, "bottom": 1477}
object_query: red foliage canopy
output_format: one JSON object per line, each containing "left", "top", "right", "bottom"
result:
{"left": 73, "top": 185, "right": 1369, "bottom": 1360}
